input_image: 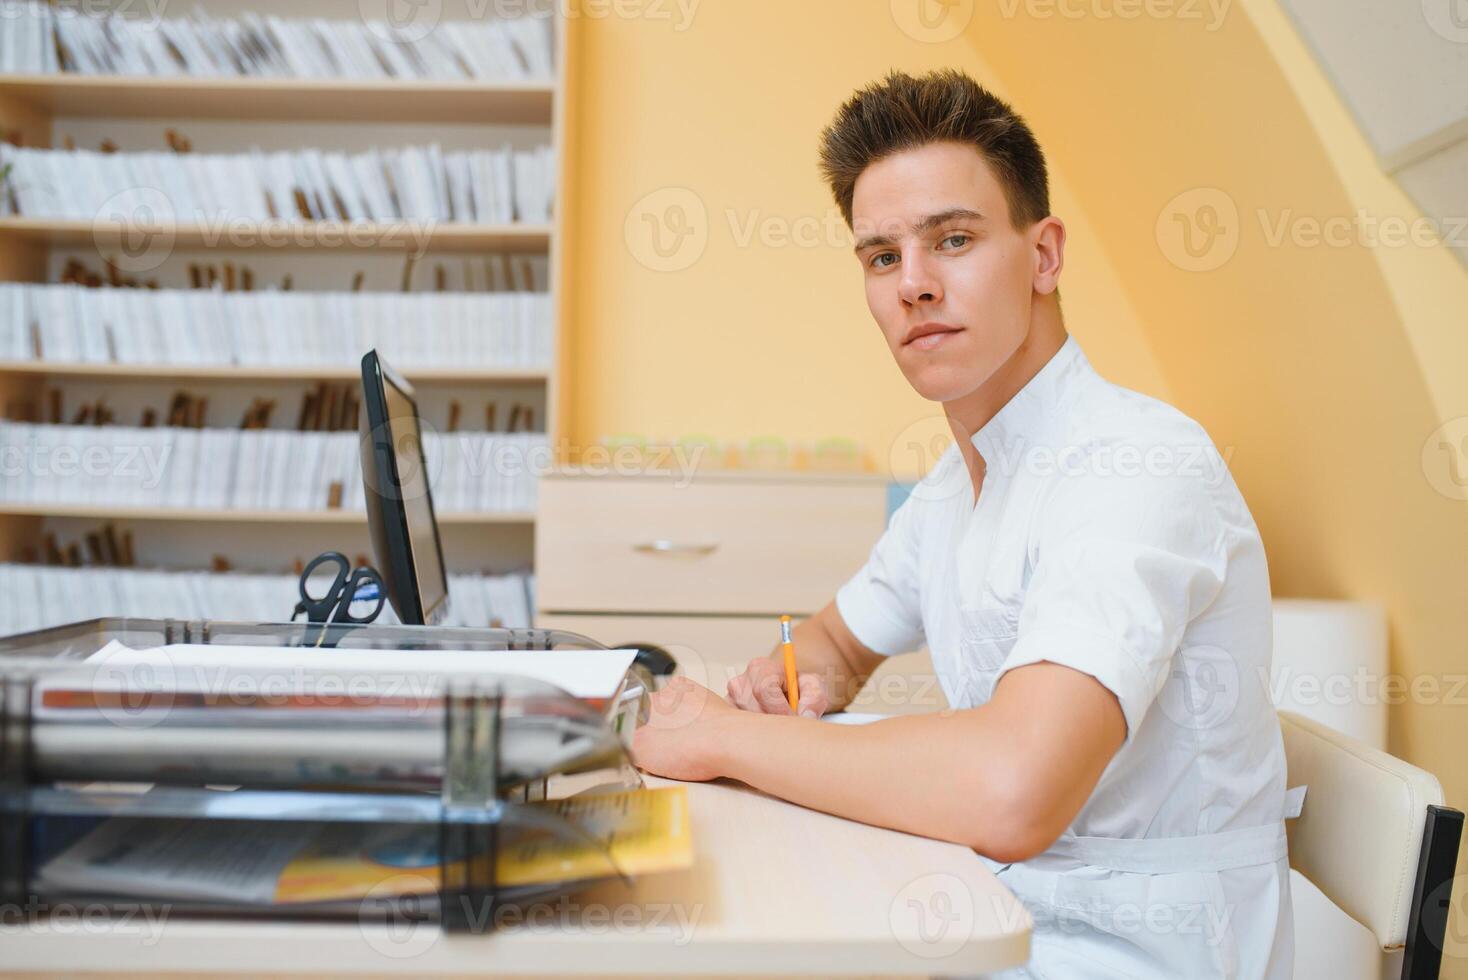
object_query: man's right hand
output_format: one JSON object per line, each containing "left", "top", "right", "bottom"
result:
{"left": 726, "top": 657, "right": 830, "bottom": 717}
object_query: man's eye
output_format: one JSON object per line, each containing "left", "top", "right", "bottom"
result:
{"left": 869, "top": 252, "right": 898, "bottom": 269}
{"left": 940, "top": 234, "right": 971, "bottom": 249}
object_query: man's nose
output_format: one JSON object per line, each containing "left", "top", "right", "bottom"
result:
{"left": 898, "top": 250, "right": 943, "bottom": 306}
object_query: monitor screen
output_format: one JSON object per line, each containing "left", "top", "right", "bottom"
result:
{"left": 360, "top": 350, "right": 449, "bottom": 625}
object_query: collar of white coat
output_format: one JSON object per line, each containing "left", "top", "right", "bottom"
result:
{"left": 969, "top": 334, "right": 1090, "bottom": 473}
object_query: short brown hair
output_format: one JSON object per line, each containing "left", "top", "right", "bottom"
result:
{"left": 818, "top": 69, "right": 1051, "bottom": 231}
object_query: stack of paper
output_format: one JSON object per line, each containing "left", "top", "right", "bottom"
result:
{"left": 0, "top": 283, "right": 554, "bottom": 370}
{"left": 0, "top": 423, "right": 547, "bottom": 513}
{"left": 32, "top": 641, "right": 638, "bottom": 787}
{"left": 0, "top": 5, "right": 554, "bottom": 80}
{"left": 0, "top": 142, "right": 556, "bottom": 225}
{"left": 35, "top": 786, "right": 689, "bottom": 909}
{"left": 0, "top": 564, "right": 535, "bottom": 636}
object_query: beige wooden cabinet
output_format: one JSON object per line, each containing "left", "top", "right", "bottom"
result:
{"left": 535, "top": 469, "right": 945, "bottom": 712}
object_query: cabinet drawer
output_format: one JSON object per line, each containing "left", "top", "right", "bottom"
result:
{"left": 535, "top": 476, "right": 886, "bottom": 615}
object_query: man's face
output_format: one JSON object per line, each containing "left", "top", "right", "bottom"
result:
{"left": 851, "top": 141, "right": 1041, "bottom": 404}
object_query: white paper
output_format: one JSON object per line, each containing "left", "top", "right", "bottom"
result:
{"left": 84, "top": 641, "right": 636, "bottom": 701}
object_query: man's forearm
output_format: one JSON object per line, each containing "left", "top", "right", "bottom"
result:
{"left": 636, "top": 662, "right": 1123, "bottom": 861}
{"left": 701, "top": 707, "right": 1037, "bottom": 861}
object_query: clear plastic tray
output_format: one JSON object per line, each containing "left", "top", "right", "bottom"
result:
{"left": 0, "top": 617, "right": 647, "bottom": 932}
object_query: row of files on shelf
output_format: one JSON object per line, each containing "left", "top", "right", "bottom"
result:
{"left": 0, "top": 423, "right": 548, "bottom": 513}
{"left": 0, "top": 1, "right": 554, "bottom": 80}
{"left": 0, "top": 563, "right": 536, "bottom": 636}
{"left": 0, "top": 283, "right": 553, "bottom": 369}
{"left": 0, "top": 142, "right": 556, "bottom": 225}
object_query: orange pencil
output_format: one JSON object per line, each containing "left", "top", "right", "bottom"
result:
{"left": 780, "top": 615, "right": 799, "bottom": 711}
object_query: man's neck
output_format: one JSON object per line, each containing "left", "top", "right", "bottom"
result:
{"left": 946, "top": 300, "right": 1068, "bottom": 504}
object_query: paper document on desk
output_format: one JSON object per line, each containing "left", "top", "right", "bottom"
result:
{"left": 821, "top": 712, "right": 889, "bottom": 725}
{"left": 36, "top": 786, "right": 692, "bottom": 907}
{"left": 77, "top": 641, "right": 636, "bottom": 701}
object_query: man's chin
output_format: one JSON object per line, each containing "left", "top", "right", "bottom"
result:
{"left": 900, "top": 366, "right": 984, "bottom": 404}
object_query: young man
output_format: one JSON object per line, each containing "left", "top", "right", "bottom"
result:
{"left": 631, "top": 69, "right": 1293, "bottom": 978}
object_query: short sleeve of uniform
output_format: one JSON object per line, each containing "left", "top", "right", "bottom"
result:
{"left": 997, "top": 461, "right": 1230, "bottom": 739}
{"left": 835, "top": 492, "right": 926, "bottom": 656}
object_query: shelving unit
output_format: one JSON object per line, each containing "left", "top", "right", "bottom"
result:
{"left": 0, "top": 7, "right": 572, "bottom": 589}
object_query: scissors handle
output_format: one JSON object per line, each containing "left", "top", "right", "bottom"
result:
{"left": 332, "top": 567, "right": 387, "bottom": 625}
{"left": 300, "top": 551, "right": 349, "bottom": 600}
{"left": 298, "top": 551, "right": 351, "bottom": 624}
{"left": 296, "top": 551, "right": 387, "bottom": 627}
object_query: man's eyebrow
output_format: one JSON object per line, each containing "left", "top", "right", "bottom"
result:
{"left": 852, "top": 207, "right": 987, "bottom": 252}
{"left": 914, "top": 207, "right": 986, "bottom": 235}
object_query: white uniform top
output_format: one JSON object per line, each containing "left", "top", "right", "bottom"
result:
{"left": 836, "top": 337, "right": 1293, "bottom": 978}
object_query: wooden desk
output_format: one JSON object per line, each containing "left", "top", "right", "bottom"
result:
{"left": 3, "top": 777, "right": 1031, "bottom": 976}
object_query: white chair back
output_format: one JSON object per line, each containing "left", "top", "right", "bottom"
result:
{"left": 1280, "top": 710, "right": 1461, "bottom": 979}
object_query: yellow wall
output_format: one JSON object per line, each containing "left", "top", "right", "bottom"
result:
{"left": 561, "top": 0, "right": 1167, "bottom": 478}
{"left": 1234, "top": 0, "right": 1468, "bottom": 791}
{"left": 564, "top": 0, "right": 1468, "bottom": 961}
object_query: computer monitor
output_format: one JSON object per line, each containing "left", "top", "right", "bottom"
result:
{"left": 359, "top": 350, "right": 450, "bottom": 625}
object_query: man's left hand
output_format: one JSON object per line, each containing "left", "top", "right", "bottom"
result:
{"left": 630, "top": 675, "right": 739, "bottom": 782}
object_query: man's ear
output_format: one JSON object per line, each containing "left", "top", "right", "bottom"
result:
{"left": 1032, "top": 215, "right": 1066, "bottom": 296}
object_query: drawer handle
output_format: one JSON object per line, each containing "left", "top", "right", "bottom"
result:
{"left": 634, "top": 540, "right": 719, "bottom": 557}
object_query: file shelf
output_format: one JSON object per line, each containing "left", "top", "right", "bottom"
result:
{"left": 0, "top": 504, "right": 536, "bottom": 525}
{"left": 0, "top": 7, "right": 572, "bottom": 593}
{"left": 0, "top": 217, "right": 554, "bottom": 253}
{"left": 0, "top": 74, "right": 556, "bottom": 125}
{"left": 0, "top": 361, "right": 550, "bottom": 383}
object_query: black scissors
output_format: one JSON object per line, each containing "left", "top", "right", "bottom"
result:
{"left": 293, "top": 551, "right": 387, "bottom": 627}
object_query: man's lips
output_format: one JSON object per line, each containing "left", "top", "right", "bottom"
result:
{"left": 902, "top": 322, "right": 964, "bottom": 348}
